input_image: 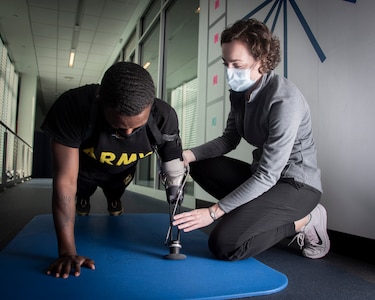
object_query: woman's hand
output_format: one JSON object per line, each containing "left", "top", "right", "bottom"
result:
{"left": 173, "top": 204, "right": 224, "bottom": 232}
{"left": 182, "top": 149, "right": 196, "bottom": 166}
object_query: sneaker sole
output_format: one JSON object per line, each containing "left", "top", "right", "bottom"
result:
{"left": 109, "top": 209, "right": 123, "bottom": 216}
{"left": 303, "top": 204, "right": 330, "bottom": 259}
{"left": 77, "top": 212, "right": 89, "bottom": 216}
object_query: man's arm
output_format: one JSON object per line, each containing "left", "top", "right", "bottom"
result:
{"left": 51, "top": 141, "right": 79, "bottom": 256}
{"left": 47, "top": 141, "right": 95, "bottom": 278}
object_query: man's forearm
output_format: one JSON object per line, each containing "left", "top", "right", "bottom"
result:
{"left": 52, "top": 193, "right": 77, "bottom": 256}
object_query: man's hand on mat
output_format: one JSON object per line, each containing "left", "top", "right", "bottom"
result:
{"left": 46, "top": 254, "right": 95, "bottom": 279}
{"left": 173, "top": 205, "right": 225, "bottom": 232}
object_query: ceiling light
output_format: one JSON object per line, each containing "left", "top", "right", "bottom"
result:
{"left": 143, "top": 61, "right": 151, "bottom": 69}
{"left": 68, "top": 49, "right": 76, "bottom": 67}
{"left": 68, "top": 0, "right": 85, "bottom": 68}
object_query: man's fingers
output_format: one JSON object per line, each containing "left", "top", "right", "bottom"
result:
{"left": 73, "top": 262, "right": 81, "bottom": 277}
{"left": 83, "top": 258, "right": 96, "bottom": 270}
{"left": 47, "top": 256, "right": 95, "bottom": 279}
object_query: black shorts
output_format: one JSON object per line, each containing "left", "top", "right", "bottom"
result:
{"left": 76, "top": 165, "right": 136, "bottom": 200}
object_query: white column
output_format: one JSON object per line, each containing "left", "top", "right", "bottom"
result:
{"left": 17, "top": 74, "right": 37, "bottom": 147}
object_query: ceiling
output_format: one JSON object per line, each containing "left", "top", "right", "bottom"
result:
{"left": 0, "top": 0, "right": 149, "bottom": 113}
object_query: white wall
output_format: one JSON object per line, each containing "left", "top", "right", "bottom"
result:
{"left": 196, "top": 0, "right": 375, "bottom": 239}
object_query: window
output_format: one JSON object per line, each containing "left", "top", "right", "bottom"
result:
{"left": 142, "top": 0, "right": 160, "bottom": 35}
{"left": 130, "top": 0, "right": 199, "bottom": 195}
{"left": 140, "top": 22, "right": 160, "bottom": 89}
{"left": 170, "top": 78, "right": 198, "bottom": 150}
{"left": 163, "top": 0, "right": 199, "bottom": 194}
{"left": 136, "top": 21, "right": 161, "bottom": 188}
{"left": 124, "top": 30, "right": 136, "bottom": 62}
{"left": 0, "top": 36, "right": 20, "bottom": 183}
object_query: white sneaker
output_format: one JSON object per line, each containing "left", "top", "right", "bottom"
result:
{"left": 290, "top": 204, "right": 330, "bottom": 259}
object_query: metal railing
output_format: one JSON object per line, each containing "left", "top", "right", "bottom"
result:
{"left": 0, "top": 120, "right": 32, "bottom": 190}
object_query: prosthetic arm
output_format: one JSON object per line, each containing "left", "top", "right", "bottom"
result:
{"left": 160, "top": 158, "right": 189, "bottom": 260}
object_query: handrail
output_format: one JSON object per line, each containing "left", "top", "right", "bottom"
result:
{"left": 0, "top": 121, "right": 33, "bottom": 190}
{"left": 0, "top": 120, "right": 32, "bottom": 148}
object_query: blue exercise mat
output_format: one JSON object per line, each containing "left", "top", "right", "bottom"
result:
{"left": 0, "top": 214, "right": 287, "bottom": 299}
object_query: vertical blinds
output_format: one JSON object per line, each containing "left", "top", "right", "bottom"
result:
{"left": 0, "top": 38, "right": 18, "bottom": 130}
{"left": 171, "top": 77, "right": 198, "bottom": 149}
{"left": 0, "top": 37, "right": 19, "bottom": 180}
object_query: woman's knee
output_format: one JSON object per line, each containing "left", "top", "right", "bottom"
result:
{"left": 208, "top": 229, "right": 259, "bottom": 261}
{"left": 208, "top": 231, "right": 245, "bottom": 261}
{"left": 208, "top": 232, "right": 232, "bottom": 260}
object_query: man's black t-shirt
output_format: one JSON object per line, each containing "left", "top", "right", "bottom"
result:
{"left": 41, "top": 84, "right": 182, "bottom": 174}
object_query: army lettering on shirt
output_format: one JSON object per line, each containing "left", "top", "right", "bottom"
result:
{"left": 79, "top": 124, "right": 155, "bottom": 173}
{"left": 82, "top": 146, "right": 153, "bottom": 166}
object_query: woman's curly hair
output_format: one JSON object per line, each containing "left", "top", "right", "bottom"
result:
{"left": 99, "top": 62, "right": 155, "bottom": 116}
{"left": 221, "top": 19, "right": 281, "bottom": 74}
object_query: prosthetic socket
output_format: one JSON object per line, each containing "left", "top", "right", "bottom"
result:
{"left": 160, "top": 158, "right": 186, "bottom": 204}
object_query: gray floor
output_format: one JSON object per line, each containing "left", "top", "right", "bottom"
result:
{"left": 1, "top": 178, "right": 375, "bottom": 299}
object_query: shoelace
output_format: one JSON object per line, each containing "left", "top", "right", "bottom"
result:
{"left": 288, "top": 231, "right": 305, "bottom": 249}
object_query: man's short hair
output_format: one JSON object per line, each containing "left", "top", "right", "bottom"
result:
{"left": 99, "top": 62, "right": 155, "bottom": 116}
